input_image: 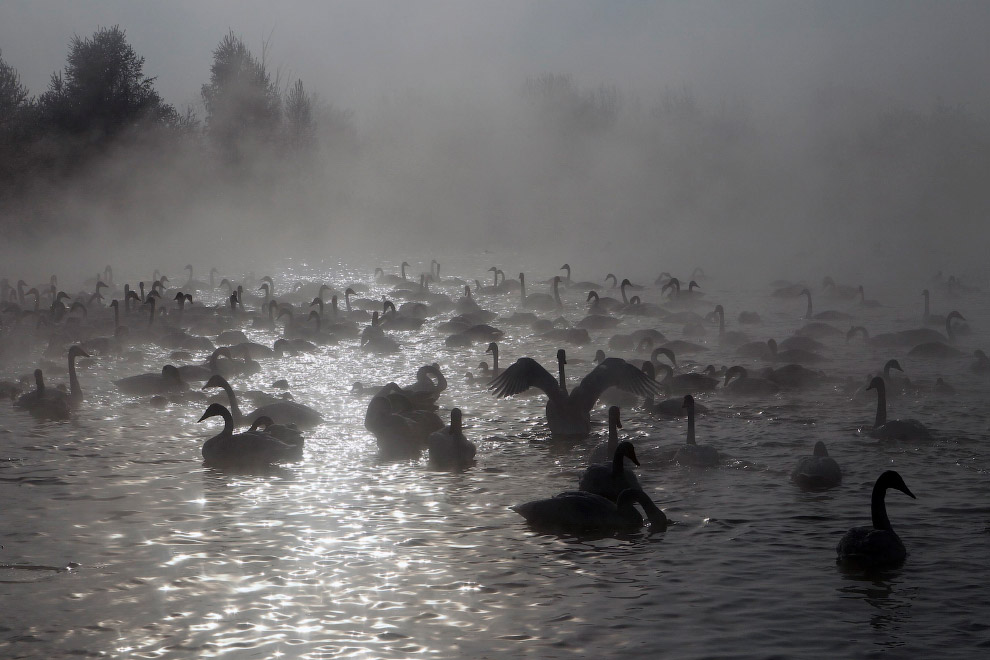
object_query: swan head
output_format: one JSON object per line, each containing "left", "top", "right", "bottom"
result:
{"left": 248, "top": 415, "right": 275, "bottom": 432}
{"left": 198, "top": 403, "right": 232, "bottom": 423}
{"left": 485, "top": 342, "right": 498, "bottom": 355}
{"left": 800, "top": 288, "right": 811, "bottom": 298}
{"left": 450, "top": 407, "right": 462, "bottom": 427}
{"left": 33, "top": 369, "right": 44, "bottom": 389}
{"left": 813, "top": 441, "right": 828, "bottom": 457}
{"left": 866, "top": 376, "right": 885, "bottom": 393}
{"left": 68, "top": 346, "right": 90, "bottom": 360}
{"left": 682, "top": 394, "right": 695, "bottom": 412}
{"left": 557, "top": 349, "right": 566, "bottom": 364}
{"left": 640, "top": 361, "right": 656, "bottom": 379}
{"left": 202, "top": 374, "right": 229, "bottom": 391}
{"left": 594, "top": 349, "right": 606, "bottom": 364}
{"left": 615, "top": 440, "right": 639, "bottom": 466}
{"left": 884, "top": 359, "right": 903, "bottom": 373}
{"left": 608, "top": 406, "right": 622, "bottom": 429}
{"left": 766, "top": 338, "right": 778, "bottom": 354}
{"left": 724, "top": 365, "right": 747, "bottom": 385}
{"left": 560, "top": 263, "right": 570, "bottom": 271}
{"left": 878, "top": 470, "right": 916, "bottom": 500}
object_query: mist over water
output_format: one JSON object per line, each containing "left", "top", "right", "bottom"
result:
{"left": 3, "top": 3, "right": 990, "bottom": 658}
{"left": 1, "top": 1, "right": 989, "bottom": 287}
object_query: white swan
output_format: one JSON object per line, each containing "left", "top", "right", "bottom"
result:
{"left": 673, "top": 395, "right": 719, "bottom": 467}
{"left": 866, "top": 376, "right": 930, "bottom": 442}
{"left": 198, "top": 403, "right": 302, "bottom": 468}
{"left": 427, "top": 408, "right": 477, "bottom": 467}
{"left": 512, "top": 488, "right": 667, "bottom": 534}
{"left": 581, "top": 407, "right": 642, "bottom": 500}
{"left": 203, "top": 374, "right": 323, "bottom": 429}
{"left": 488, "top": 349, "right": 659, "bottom": 436}
{"left": 790, "top": 441, "right": 841, "bottom": 489}
{"left": 836, "top": 470, "right": 915, "bottom": 567}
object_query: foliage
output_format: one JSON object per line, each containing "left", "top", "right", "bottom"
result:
{"left": 201, "top": 30, "right": 282, "bottom": 162}
{"left": 36, "top": 26, "right": 179, "bottom": 142}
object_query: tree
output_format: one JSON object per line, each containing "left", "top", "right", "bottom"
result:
{"left": 36, "top": 26, "right": 178, "bottom": 141}
{"left": 201, "top": 30, "right": 282, "bottom": 161}
{"left": 284, "top": 78, "right": 315, "bottom": 152}
{"left": 0, "top": 49, "right": 29, "bottom": 129}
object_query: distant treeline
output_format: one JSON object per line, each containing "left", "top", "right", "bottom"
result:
{"left": 2, "top": 25, "right": 990, "bottom": 253}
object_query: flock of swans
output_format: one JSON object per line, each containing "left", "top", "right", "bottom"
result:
{"left": 1, "top": 263, "right": 985, "bottom": 570}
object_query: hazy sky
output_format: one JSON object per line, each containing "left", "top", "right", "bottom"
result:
{"left": 3, "top": 1, "right": 990, "bottom": 117}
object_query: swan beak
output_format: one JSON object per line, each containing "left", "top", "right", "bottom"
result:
{"left": 900, "top": 484, "right": 917, "bottom": 499}
{"left": 197, "top": 411, "right": 211, "bottom": 422}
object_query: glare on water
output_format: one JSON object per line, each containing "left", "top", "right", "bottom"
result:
{"left": 2, "top": 254, "right": 989, "bottom": 659}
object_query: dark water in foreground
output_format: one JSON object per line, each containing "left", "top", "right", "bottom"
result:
{"left": 2, "top": 257, "right": 989, "bottom": 659}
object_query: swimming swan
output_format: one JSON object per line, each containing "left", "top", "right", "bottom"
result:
{"left": 427, "top": 408, "right": 477, "bottom": 467}
{"left": 198, "top": 403, "right": 302, "bottom": 468}
{"left": 866, "top": 376, "right": 931, "bottom": 442}
{"left": 580, "top": 407, "right": 641, "bottom": 500}
{"left": 790, "top": 441, "right": 841, "bottom": 489}
{"left": 489, "top": 349, "right": 659, "bottom": 436}
{"left": 512, "top": 488, "right": 667, "bottom": 534}
{"left": 836, "top": 470, "right": 915, "bottom": 568}
{"left": 673, "top": 395, "right": 719, "bottom": 467}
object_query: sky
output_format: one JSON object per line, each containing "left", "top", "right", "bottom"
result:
{"left": 3, "top": 1, "right": 990, "bottom": 118}
{"left": 3, "top": 1, "right": 990, "bottom": 285}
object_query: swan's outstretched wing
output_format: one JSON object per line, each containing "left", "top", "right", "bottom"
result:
{"left": 488, "top": 357, "right": 559, "bottom": 399}
{"left": 570, "top": 357, "right": 661, "bottom": 411}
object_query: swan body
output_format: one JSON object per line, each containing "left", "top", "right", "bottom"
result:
{"left": 513, "top": 488, "right": 667, "bottom": 534}
{"left": 580, "top": 408, "right": 641, "bottom": 499}
{"left": 427, "top": 408, "right": 477, "bottom": 467}
{"left": 14, "top": 369, "right": 71, "bottom": 419}
{"left": 836, "top": 470, "right": 915, "bottom": 567}
{"left": 115, "top": 364, "right": 187, "bottom": 396}
{"left": 790, "top": 441, "right": 841, "bottom": 489}
{"left": 489, "top": 349, "right": 659, "bottom": 436}
{"left": 365, "top": 395, "right": 443, "bottom": 456}
{"left": 673, "top": 395, "right": 719, "bottom": 467}
{"left": 198, "top": 403, "right": 302, "bottom": 468}
{"left": 867, "top": 376, "right": 931, "bottom": 442}
{"left": 722, "top": 365, "right": 780, "bottom": 396}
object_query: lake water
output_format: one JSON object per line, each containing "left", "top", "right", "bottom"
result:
{"left": 2, "top": 255, "right": 988, "bottom": 659}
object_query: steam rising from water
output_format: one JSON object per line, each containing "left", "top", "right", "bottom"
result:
{"left": 2, "top": 1, "right": 989, "bottom": 288}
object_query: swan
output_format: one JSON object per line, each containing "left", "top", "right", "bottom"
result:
{"left": 932, "top": 377, "right": 955, "bottom": 395}
{"left": 651, "top": 347, "right": 718, "bottom": 393}
{"left": 14, "top": 369, "right": 71, "bottom": 419}
{"left": 512, "top": 488, "right": 667, "bottom": 534}
{"left": 582, "top": 407, "right": 640, "bottom": 489}
{"left": 762, "top": 363, "right": 827, "bottom": 390}
{"left": 857, "top": 285, "right": 881, "bottom": 308}
{"left": 971, "top": 349, "right": 990, "bottom": 373}
{"left": 712, "top": 305, "right": 748, "bottom": 346}
{"left": 846, "top": 324, "right": 943, "bottom": 349}
{"left": 641, "top": 363, "right": 710, "bottom": 418}
{"left": 836, "top": 470, "right": 915, "bottom": 568}
{"left": 821, "top": 276, "right": 858, "bottom": 301}
{"left": 673, "top": 395, "right": 719, "bottom": 467}
{"left": 203, "top": 374, "right": 323, "bottom": 429}
{"left": 559, "top": 263, "right": 599, "bottom": 289}
{"left": 921, "top": 288, "right": 944, "bottom": 326}
{"left": 766, "top": 338, "right": 827, "bottom": 364}
{"left": 427, "top": 408, "right": 477, "bottom": 467}
{"left": 866, "top": 376, "right": 931, "bottom": 442}
{"left": 907, "top": 311, "right": 966, "bottom": 358}
{"left": 790, "top": 441, "right": 841, "bottom": 489}
{"left": 115, "top": 364, "right": 187, "bottom": 396}
{"left": 485, "top": 342, "right": 500, "bottom": 377}
{"left": 246, "top": 415, "right": 305, "bottom": 448}
{"left": 801, "top": 288, "right": 853, "bottom": 321}
{"left": 365, "top": 395, "right": 443, "bottom": 456}
{"left": 586, "top": 290, "right": 623, "bottom": 314}
{"left": 722, "top": 365, "right": 780, "bottom": 397}
{"left": 198, "top": 403, "right": 302, "bottom": 468}
{"left": 488, "top": 349, "right": 659, "bottom": 436}
{"left": 519, "top": 273, "right": 562, "bottom": 311}
{"left": 384, "top": 364, "right": 448, "bottom": 409}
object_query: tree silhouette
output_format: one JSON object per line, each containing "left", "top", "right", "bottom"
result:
{"left": 37, "top": 26, "right": 178, "bottom": 142}
{"left": 201, "top": 30, "right": 282, "bottom": 162}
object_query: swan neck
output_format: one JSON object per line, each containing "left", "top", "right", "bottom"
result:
{"left": 874, "top": 383, "right": 887, "bottom": 429}
{"left": 686, "top": 404, "right": 696, "bottom": 445}
{"left": 222, "top": 380, "right": 242, "bottom": 423}
{"left": 68, "top": 352, "right": 81, "bottom": 399}
{"left": 871, "top": 481, "right": 893, "bottom": 531}
{"left": 804, "top": 291, "right": 812, "bottom": 319}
